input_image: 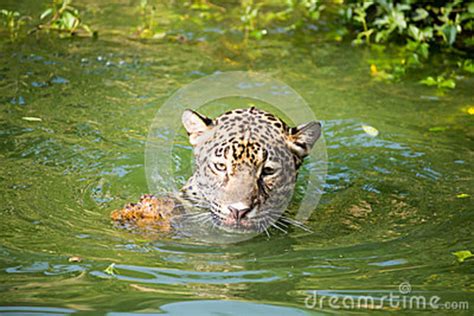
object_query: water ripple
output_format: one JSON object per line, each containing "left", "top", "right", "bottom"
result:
{"left": 91, "top": 264, "right": 280, "bottom": 285}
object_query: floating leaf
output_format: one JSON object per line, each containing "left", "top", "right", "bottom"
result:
{"left": 428, "top": 126, "right": 447, "bottom": 132}
{"left": 362, "top": 125, "right": 379, "bottom": 137}
{"left": 104, "top": 263, "right": 118, "bottom": 275}
{"left": 420, "top": 76, "right": 437, "bottom": 86}
{"left": 452, "top": 250, "right": 474, "bottom": 263}
{"left": 152, "top": 32, "right": 166, "bottom": 40}
{"left": 439, "top": 78, "right": 455, "bottom": 89}
{"left": 22, "top": 117, "right": 42, "bottom": 122}
{"left": 420, "top": 75, "right": 456, "bottom": 89}
{"left": 456, "top": 193, "right": 470, "bottom": 199}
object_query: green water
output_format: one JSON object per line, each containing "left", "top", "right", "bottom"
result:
{"left": 0, "top": 1, "right": 473, "bottom": 315}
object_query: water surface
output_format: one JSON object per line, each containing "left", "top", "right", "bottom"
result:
{"left": 0, "top": 1, "right": 473, "bottom": 314}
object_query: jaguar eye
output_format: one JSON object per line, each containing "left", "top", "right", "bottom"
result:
{"left": 214, "top": 163, "right": 226, "bottom": 172}
{"left": 262, "top": 167, "right": 276, "bottom": 176}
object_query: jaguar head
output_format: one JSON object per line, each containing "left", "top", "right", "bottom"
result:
{"left": 181, "top": 107, "right": 321, "bottom": 233}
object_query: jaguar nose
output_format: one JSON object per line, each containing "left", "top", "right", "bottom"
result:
{"left": 228, "top": 206, "right": 252, "bottom": 221}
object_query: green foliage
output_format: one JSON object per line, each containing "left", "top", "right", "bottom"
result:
{"left": 458, "top": 59, "right": 474, "bottom": 74}
{"left": 38, "top": 0, "right": 93, "bottom": 37}
{"left": 133, "top": 0, "right": 165, "bottom": 39}
{"left": 428, "top": 126, "right": 448, "bottom": 132}
{"left": 372, "top": 2, "right": 410, "bottom": 43}
{"left": 0, "top": 9, "right": 31, "bottom": 41}
{"left": 240, "top": 0, "right": 263, "bottom": 41}
{"left": 420, "top": 75, "right": 456, "bottom": 90}
{"left": 0, "top": 0, "right": 472, "bottom": 91}
{"left": 347, "top": 0, "right": 472, "bottom": 48}
{"left": 342, "top": 1, "right": 472, "bottom": 88}
{"left": 282, "top": 0, "right": 326, "bottom": 29}
{"left": 104, "top": 263, "right": 119, "bottom": 275}
{"left": 352, "top": 1, "right": 374, "bottom": 44}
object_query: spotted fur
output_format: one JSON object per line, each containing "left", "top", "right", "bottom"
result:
{"left": 180, "top": 107, "right": 321, "bottom": 233}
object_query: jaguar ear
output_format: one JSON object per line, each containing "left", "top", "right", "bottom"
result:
{"left": 182, "top": 109, "right": 214, "bottom": 146}
{"left": 286, "top": 121, "right": 321, "bottom": 159}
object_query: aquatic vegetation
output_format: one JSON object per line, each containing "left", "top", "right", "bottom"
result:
{"left": 349, "top": 1, "right": 374, "bottom": 45}
{"left": 428, "top": 126, "right": 448, "bottom": 132}
{"left": 344, "top": 1, "right": 473, "bottom": 84}
{"left": 347, "top": 0, "right": 472, "bottom": 48}
{"left": 38, "top": 0, "right": 94, "bottom": 37}
{"left": 0, "top": 9, "right": 31, "bottom": 41}
{"left": 133, "top": 0, "right": 166, "bottom": 40}
{"left": 104, "top": 263, "right": 119, "bottom": 275}
{"left": 0, "top": 0, "right": 471, "bottom": 90}
{"left": 361, "top": 124, "right": 379, "bottom": 137}
{"left": 279, "top": 0, "right": 326, "bottom": 30}
{"left": 458, "top": 59, "right": 474, "bottom": 74}
{"left": 240, "top": 0, "right": 265, "bottom": 41}
{"left": 452, "top": 250, "right": 474, "bottom": 263}
{"left": 229, "top": 0, "right": 472, "bottom": 88}
{"left": 21, "top": 117, "right": 43, "bottom": 122}
{"left": 420, "top": 75, "right": 456, "bottom": 90}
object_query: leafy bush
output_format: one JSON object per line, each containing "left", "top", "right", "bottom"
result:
{"left": 343, "top": 0, "right": 473, "bottom": 87}
{"left": 0, "top": 10, "right": 31, "bottom": 41}
{"left": 39, "top": 0, "right": 93, "bottom": 36}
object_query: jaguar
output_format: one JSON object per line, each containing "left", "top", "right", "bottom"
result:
{"left": 112, "top": 107, "right": 321, "bottom": 234}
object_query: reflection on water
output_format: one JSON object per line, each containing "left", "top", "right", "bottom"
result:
{"left": 119, "top": 300, "right": 310, "bottom": 316}
{"left": 0, "top": 306, "right": 76, "bottom": 315}
{"left": 0, "top": 0, "right": 473, "bottom": 314}
{"left": 91, "top": 264, "right": 280, "bottom": 284}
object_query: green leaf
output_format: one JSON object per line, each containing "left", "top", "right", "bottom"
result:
{"left": 397, "top": 4, "right": 411, "bottom": 11}
{"left": 393, "top": 10, "right": 407, "bottom": 32}
{"left": 81, "top": 23, "right": 92, "bottom": 34}
{"left": 104, "top": 263, "right": 119, "bottom": 275}
{"left": 413, "top": 8, "right": 429, "bottom": 21}
{"left": 418, "top": 42, "right": 430, "bottom": 59}
{"left": 40, "top": 8, "right": 52, "bottom": 20}
{"left": 443, "top": 24, "right": 457, "bottom": 45}
{"left": 420, "top": 76, "right": 437, "bottom": 86}
{"left": 452, "top": 250, "right": 474, "bottom": 263}
{"left": 428, "top": 126, "right": 447, "bottom": 132}
{"left": 362, "top": 125, "right": 379, "bottom": 137}
{"left": 22, "top": 117, "right": 42, "bottom": 122}
{"left": 468, "top": 2, "right": 474, "bottom": 14}
{"left": 375, "top": 30, "right": 386, "bottom": 43}
{"left": 439, "top": 78, "right": 456, "bottom": 89}
{"left": 408, "top": 25, "right": 421, "bottom": 41}
{"left": 456, "top": 193, "right": 470, "bottom": 198}
{"left": 62, "top": 11, "right": 76, "bottom": 30}
{"left": 152, "top": 31, "right": 166, "bottom": 40}
{"left": 461, "top": 60, "right": 474, "bottom": 73}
